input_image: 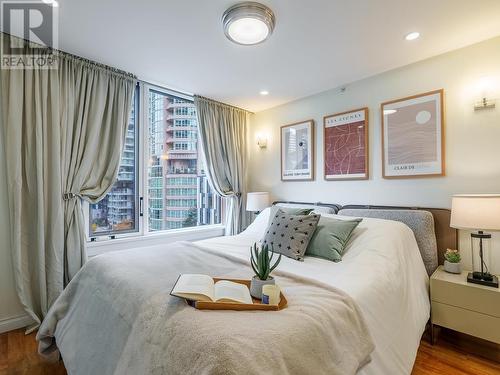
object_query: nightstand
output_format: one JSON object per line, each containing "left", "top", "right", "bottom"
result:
{"left": 430, "top": 266, "right": 500, "bottom": 344}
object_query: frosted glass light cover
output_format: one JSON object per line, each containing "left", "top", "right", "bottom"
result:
{"left": 228, "top": 17, "right": 269, "bottom": 45}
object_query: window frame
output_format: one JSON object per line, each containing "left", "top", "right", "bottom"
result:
{"left": 85, "top": 82, "right": 225, "bottom": 243}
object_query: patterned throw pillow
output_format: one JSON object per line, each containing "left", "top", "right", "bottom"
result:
{"left": 267, "top": 205, "right": 314, "bottom": 225}
{"left": 261, "top": 210, "right": 320, "bottom": 261}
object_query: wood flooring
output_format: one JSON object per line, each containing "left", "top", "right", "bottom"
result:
{"left": 1, "top": 328, "right": 499, "bottom": 374}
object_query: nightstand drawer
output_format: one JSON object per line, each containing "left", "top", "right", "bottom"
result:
{"left": 432, "top": 301, "right": 500, "bottom": 344}
{"left": 430, "top": 277, "right": 500, "bottom": 317}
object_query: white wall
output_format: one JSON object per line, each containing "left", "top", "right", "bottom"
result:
{"left": 0, "top": 124, "right": 29, "bottom": 331}
{"left": 249, "top": 36, "right": 500, "bottom": 274}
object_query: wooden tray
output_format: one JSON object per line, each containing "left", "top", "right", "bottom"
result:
{"left": 189, "top": 278, "right": 287, "bottom": 311}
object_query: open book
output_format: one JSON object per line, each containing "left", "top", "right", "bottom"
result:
{"left": 171, "top": 274, "right": 253, "bottom": 304}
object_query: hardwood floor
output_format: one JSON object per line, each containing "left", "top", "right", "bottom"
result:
{"left": 0, "top": 328, "right": 499, "bottom": 374}
{"left": 413, "top": 340, "right": 500, "bottom": 374}
{"left": 0, "top": 329, "right": 66, "bottom": 375}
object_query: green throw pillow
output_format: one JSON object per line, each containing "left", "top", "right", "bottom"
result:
{"left": 305, "top": 217, "right": 362, "bottom": 262}
{"left": 268, "top": 206, "right": 314, "bottom": 225}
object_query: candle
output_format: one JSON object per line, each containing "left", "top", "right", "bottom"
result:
{"left": 262, "top": 285, "right": 281, "bottom": 305}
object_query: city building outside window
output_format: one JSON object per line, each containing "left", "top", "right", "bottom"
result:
{"left": 88, "top": 84, "right": 223, "bottom": 239}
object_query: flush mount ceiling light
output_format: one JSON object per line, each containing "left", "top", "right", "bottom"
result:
{"left": 405, "top": 31, "right": 420, "bottom": 41}
{"left": 42, "top": 0, "right": 59, "bottom": 6}
{"left": 222, "top": 2, "right": 276, "bottom": 45}
{"left": 259, "top": 90, "right": 269, "bottom": 95}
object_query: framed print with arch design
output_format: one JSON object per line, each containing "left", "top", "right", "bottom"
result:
{"left": 281, "top": 120, "right": 314, "bottom": 181}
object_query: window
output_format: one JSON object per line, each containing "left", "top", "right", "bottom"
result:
{"left": 89, "top": 87, "right": 139, "bottom": 236}
{"left": 88, "top": 84, "right": 223, "bottom": 239}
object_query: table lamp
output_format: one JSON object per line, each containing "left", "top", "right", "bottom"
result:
{"left": 450, "top": 194, "right": 500, "bottom": 288}
{"left": 246, "top": 192, "right": 270, "bottom": 214}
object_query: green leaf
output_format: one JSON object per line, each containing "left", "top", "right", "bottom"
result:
{"left": 269, "top": 254, "right": 281, "bottom": 273}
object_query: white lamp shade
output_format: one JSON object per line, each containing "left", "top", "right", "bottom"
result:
{"left": 246, "top": 192, "right": 270, "bottom": 212}
{"left": 450, "top": 194, "right": 500, "bottom": 231}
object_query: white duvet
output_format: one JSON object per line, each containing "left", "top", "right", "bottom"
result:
{"left": 196, "top": 209, "right": 430, "bottom": 375}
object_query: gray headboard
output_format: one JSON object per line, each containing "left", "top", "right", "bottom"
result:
{"left": 271, "top": 202, "right": 457, "bottom": 276}
{"left": 339, "top": 208, "right": 436, "bottom": 275}
{"left": 340, "top": 205, "right": 457, "bottom": 274}
{"left": 272, "top": 201, "right": 342, "bottom": 213}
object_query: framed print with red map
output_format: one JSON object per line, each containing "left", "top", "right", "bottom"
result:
{"left": 324, "top": 108, "right": 369, "bottom": 180}
{"left": 381, "top": 90, "right": 444, "bottom": 178}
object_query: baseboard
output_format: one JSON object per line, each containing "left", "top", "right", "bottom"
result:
{"left": 0, "top": 314, "right": 34, "bottom": 334}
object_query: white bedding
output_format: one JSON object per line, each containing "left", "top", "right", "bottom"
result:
{"left": 196, "top": 208, "right": 430, "bottom": 375}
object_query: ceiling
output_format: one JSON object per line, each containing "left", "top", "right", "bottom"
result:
{"left": 10, "top": 1, "right": 500, "bottom": 111}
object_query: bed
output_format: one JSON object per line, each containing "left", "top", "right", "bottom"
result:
{"left": 37, "top": 203, "right": 455, "bottom": 375}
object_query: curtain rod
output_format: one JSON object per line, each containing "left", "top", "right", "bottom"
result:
{"left": 138, "top": 79, "right": 194, "bottom": 99}
{"left": 2, "top": 32, "right": 252, "bottom": 114}
{"left": 194, "top": 94, "right": 254, "bottom": 114}
{"left": 137, "top": 80, "right": 254, "bottom": 114}
{"left": 1, "top": 32, "right": 137, "bottom": 79}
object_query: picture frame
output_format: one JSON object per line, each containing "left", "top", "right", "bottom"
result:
{"left": 323, "top": 107, "right": 369, "bottom": 180}
{"left": 281, "top": 120, "right": 314, "bottom": 181}
{"left": 381, "top": 89, "right": 445, "bottom": 178}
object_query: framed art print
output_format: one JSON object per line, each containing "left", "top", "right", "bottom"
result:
{"left": 324, "top": 108, "right": 368, "bottom": 180}
{"left": 281, "top": 120, "right": 314, "bottom": 181}
{"left": 381, "top": 89, "right": 444, "bottom": 178}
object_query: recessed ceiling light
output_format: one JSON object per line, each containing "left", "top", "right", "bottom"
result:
{"left": 260, "top": 90, "right": 269, "bottom": 96}
{"left": 405, "top": 32, "right": 420, "bottom": 41}
{"left": 222, "top": 2, "right": 276, "bottom": 45}
{"left": 384, "top": 109, "right": 397, "bottom": 115}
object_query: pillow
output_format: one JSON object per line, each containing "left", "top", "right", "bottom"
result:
{"left": 305, "top": 217, "right": 362, "bottom": 262}
{"left": 268, "top": 205, "right": 313, "bottom": 225}
{"left": 262, "top": 210, "right": 320, "bottom": 261}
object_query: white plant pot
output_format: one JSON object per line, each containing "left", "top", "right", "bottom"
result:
{"left": 250, "top": 276, "right": 275, "bottom": 299}
{"left": 444, "top": 260, "right": 462, "bottom": 274}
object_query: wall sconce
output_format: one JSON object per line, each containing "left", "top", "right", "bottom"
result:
{"left": 474, "top": 97, "right": 496, "bottom": 111}
{"left": 256, "top": 134, "right": 268, "bottom": 149}
{"left": 474, "top": 76, "right": 497, "bottom": 111}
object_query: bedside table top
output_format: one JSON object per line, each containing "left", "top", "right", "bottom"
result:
{"left": 431, "top": 266, "right": 500, "bottom": 293}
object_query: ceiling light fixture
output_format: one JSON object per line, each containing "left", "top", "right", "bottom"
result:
{"left": 42, "top": 0, "right": 59, "bottom": 6}
{"left": 260, "top": 90, "right": 269, "bottom": 96}
{"left": 405, "top": 32, "right": 420, "bottom": 41}
{"left": 222, "top": 2, "right": 276, "bottom": 45}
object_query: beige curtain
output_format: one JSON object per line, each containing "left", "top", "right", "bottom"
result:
{"left": 194, "top": 96, "right": 248, "bottom": 235}
{"left": 0, "top": 33, "right": 136, "bottom": 328}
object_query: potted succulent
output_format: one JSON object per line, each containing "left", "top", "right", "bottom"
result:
{"left": 250, "top": 243, "right": 281, "bottom": 299}
{"left": 444, "top": 249, "right": 462, "bottom": 274}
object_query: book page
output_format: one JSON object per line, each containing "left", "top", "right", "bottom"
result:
{"left": 214, "top": 280, "right": 253, "bottom": 304}
{"left": 171, "top": 274, "right": 215, "bottom": 302}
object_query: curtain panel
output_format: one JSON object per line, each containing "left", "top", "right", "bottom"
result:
{"left": 194, "top": 96, "right": 249, "bottom": 235}
{"left": 0, "top": 33, "right": 136, "bottom": 329}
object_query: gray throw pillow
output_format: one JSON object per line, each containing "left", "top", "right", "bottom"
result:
{"left": 268, "top": 205, "right": 314, "bottom": 225}
{"left": 262, "top": 210, "right": 320, "bottom": 261}
{"left": 306, "top": 217, "right": 362, "bottom": 262}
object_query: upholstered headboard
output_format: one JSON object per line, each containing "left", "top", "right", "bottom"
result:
{"left": 272, "top": 201, "right": 342, "bottom": 214}
{"left": 340, "top": 205, "right": 457, "bottom": 273}
{"left": 271, "top": 201, "right": 457, "bottom": 275}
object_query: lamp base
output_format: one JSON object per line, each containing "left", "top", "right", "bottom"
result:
{"left": 467, "top": 272, "right": 499, "bottom": 288}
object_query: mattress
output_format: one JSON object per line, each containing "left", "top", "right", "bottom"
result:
{"left": 196, "top": 208, "right": 430, "bottom": 374}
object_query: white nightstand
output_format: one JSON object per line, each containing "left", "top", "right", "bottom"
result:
{"left": 430, "top": 266, "right": 500, "bottom": 344}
